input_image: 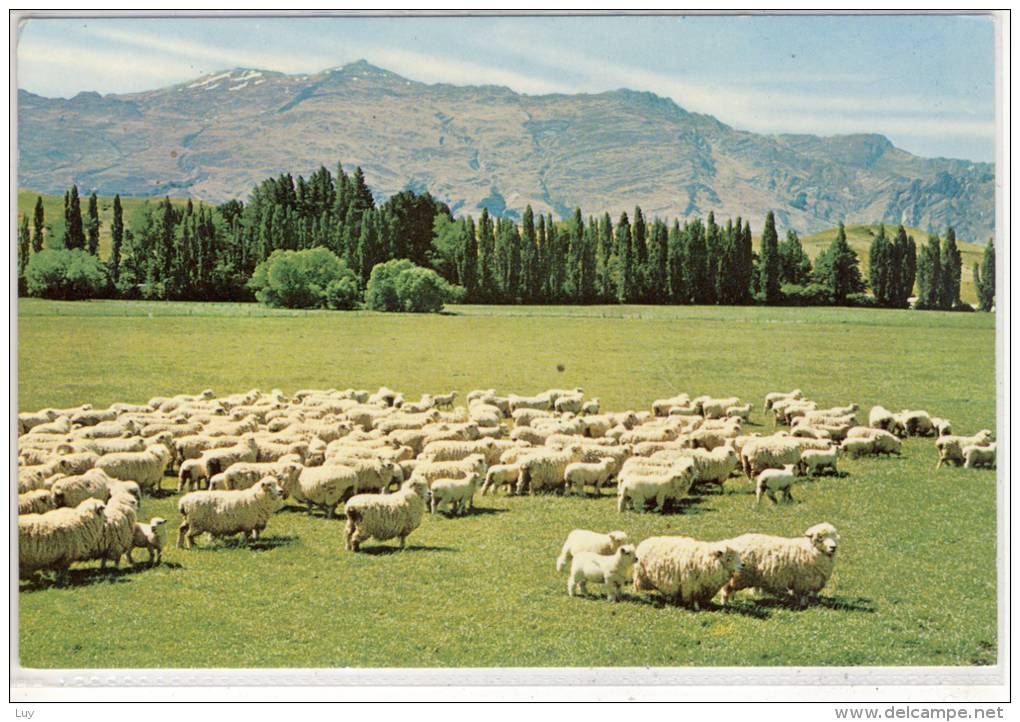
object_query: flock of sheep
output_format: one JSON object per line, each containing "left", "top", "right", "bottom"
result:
{"left": 17, "top": 384, "right": 996, "bottom": 607}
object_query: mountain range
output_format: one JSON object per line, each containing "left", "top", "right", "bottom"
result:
{"left": 17, "top": 60, "right": 995, "bottom": 241}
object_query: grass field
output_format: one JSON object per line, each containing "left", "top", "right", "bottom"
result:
{"left": 16, "top": 299, "right": 998, "bottom": 668}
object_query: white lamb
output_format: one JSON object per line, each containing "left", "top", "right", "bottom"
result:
{"left": 797, "top": 448, "right": 839, "bottom": 476}
{"left": 755, "top": 465, "right": 800, "bottom": 506}
{"left": 430, "top": 473, "right": 481, "bottom": 515}
{"left": 567, "top": 545, "right": 637, "bottom": 602}
{"left": 344, "top": 478, "right": 430, "bottom": 552}
{"left": 481, "top": 463, "right": 521, "bottom": 495}
{"left": 177, "top": 478, "right": 284, "bottom": 548}
{"left": 936, "top": 430, "right": 994, "bottom": 468}
{"left": 963, "top": 443, "right": 996, "bottom": 469}
{"left": 563, "top": 458, "right": 615, "bottom": 496}
{"left": 617, "top": 460, "right": 695, "bottom": 513}
{"left": 632, "top": 536, "right": 744, "bottom": 609}
{"left": 721, "top": 523, "right": 839, "bottom": 606}
{"left": 555, "top": 529, "right": 629, "bottom": 573}
{"left": 129, "top": 517, "right": 168, "bottom": 565}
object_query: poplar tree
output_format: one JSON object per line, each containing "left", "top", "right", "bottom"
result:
{"left": 939, "top": 227, "right": 962, "bottom": 309}
{"left": 975, "top": 238, "right": 995, "bottom": 312}
{"left": 86, "top": 191, "right": 100, "bottom": 255}
{"left": 32, "top": 196, "right": 45, "bottom": 252}
{"left": 916, "top": 233, "right": 942, "bottom": 309}
{"left": 759, "top": 211, "right": 781, "bottom": 303}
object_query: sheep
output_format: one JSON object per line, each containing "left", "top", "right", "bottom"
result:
{"left": 763, "top": 389, "right": 803, "bottom": 414}
{"left": 689, "top": 445, "right": 741, "bottom": 488}
{"left": 507, "top": 393, "right": 553, "bottom": 412}
{"left": 935, "top": 431, "right": 994, "bottom": 468}
{"left": 755, "top": 465, "right": 800, "bottom": 506}
{"left": 701, "top": 397, "right": 741, "bottom": 420}
{"left": 652, "top": 394, "right": 691, "bottom": 417}
{"left": 555, "top": 529, "right": 629, "bottom": 573}
{"left": 467, "top": 402, "right": 502, "bottom": 428}
{"left": 19, "top": 498, "right": 108, "bottom": 578}
{"left": 177, "top": 478, "right": 284, "bottom": 548}
{"left": 581, "top": 398, "right": 600, "bottom": 415}
{"left": 419, "top": 438, "right": 499, "bottom": 464}
{"left": 202, "top": 436, "right": 260, "bottom": 476}
{"left": 129, "top": 517, "right": 168, "bottom": 565}
{"left": 725, "top": 403, "right": 753, "bottom": 421}
{"left": 72, "top": 419, "right": 138, "bottom": 438}
{"left": 411, "top": 455, "right": 487, "bottom": 488}
{"left": 368, "top": 386, "right": 402, "bottom": 407}
{"left": 791, "top": 426, "right": 831, "bottom": 440}
{"left": 963, "top": 443, "right": 996, "bottom": 469}
{"left": 19, "top": 489, "right": 57, "bottom": 515}
{"left": 563, "top": 458, "right": 615, "bottom": 496}
{"left": 721, "top": 523, "right": 839, "bottom": 606}
{"left": 430, "top": 472, "right": 481, "bottom": 515}
{"left": 68, "top": 436, "right": 149, "bottom": 457}
{"left": 286, "top": 464, "right": 362, "bottom": 517}
{"left": 840, "top": 437, "right": 876, "bottom": 457}
{"left": 178, "top": 457, "right": 212, "bottom": 492}
{"left": 619, "top": 426, "right": 679, "bottom": 445}
{"left": 567, "top": 545, "right": 637, "bottom": 602}
{"left": 344, "top": 478, "right": 430, "bottom": 552}
{"left": 772, "top": 399, "right": 817, "bottom": 426}
{"left": 931, "top": 417, "right": 953, "bottom": 437}
{"left": 430, "top": 391, "right": 458, "bottom": 409}
{"left": 18, "top": 408, "right": 59, "bottom": 434}
{"left": 46, "top": 451, "right": 99, "bottom": 476}
{"left": 481, "top": 463, "right": 521, "bottom": 496}
{"left": 690, "top": 425, "right": 740, "bottom": 451}
{"left": 512, "top": 408, "right": 554, "bottom": 427}
{"left": 50, "top": 469, "right": 115, "bottom": 508}
{"left": 632, "top": 536, "right": 744, "bottom": 609}
{"left": 27, "top": 417, "right": 72, "bottom": 436}
{"left": 209, "top": 459, "right": 304, "bottom": 491}
{"left": 466, "top": 388, "right": 497, "bottom": 405}
{"left": 554, "top": 394, "right": 584, "bottom": 414}
{"left": 95, "top": 444, "right": 172, "bottom": 494}
{"left": 516, "top": 446, "right": 586, "bottom": 495}
{"left": 798, "top": 448, "right": 839, "bottom": 476}
{"left": 83, "top": 486, "right": 140, "bottom": 569}
{"left": 891, "top": 409, "right": 934, "bottom": 437}
{"left": 846, "top": 427, "right": 903, "bottom": 456}
{"left": 617, "top": 460, "right": 695, "bottom": 513}
{"left": 740, "top": 437, "right": 802, "bottom": 478}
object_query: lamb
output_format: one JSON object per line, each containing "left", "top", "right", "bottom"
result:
{"left": 129, "top": 517, "right": 168, "bottom": 565}
{"left": 430, "top": 472, "right": 481, "bottom": 515}
{"left": 430, "top": 391, "right": 458, "bottom": 409}
{"left": 19, "top": 489, "right": 57, "bottom": 515}
{"left": 617, "top": 460, "right": 695, "bottom": 513}
{"left": 632, "top": 536, "right": 744, "bottom": 609}
{"left": 555, "top": 529, "right": 629, "bottom": 573}
{"left": 567, "top": 545, "right": 637, "bottom": 602}
{"left": 763, "top": 389, "right": 803, "bottom": 414}
{"left": 344, "top": 478, "right": 430, "bottom": 552}
{"left": 481, "top": 463, "right": 521, "bottom": 495}
{"left": 19, "top": 498, "right": 108, "bottom": 578}
{"left": 755, "top": 465, "right": 800, "bottom": 506}
{"left": 935, "top": 430, "right": 994, "bottom": 468}
{"left": 178, "top": 457, "right": 211, "bottom": 492}
{"left": 50, "top": 469, "right": 115, "bottom": 508}
{"left": 721, "top": 523, "right": 839, "bottom": 606}
{"left": 963, "top": 443, "right": 996, "bottom": 469}
{"left": 563, "top": 458, "right": 615, "bottom": 496}
{"left": 177, "top": 478, "right": 284, "bottom": 548}
{"left": 797, "top": 448, "right": 839, "bottom": 476}
{"left": 411, "top": 454, "right": 487, "bottom": 487}
{"left": 95, "top": 444, "right": 172, "bottom": 493}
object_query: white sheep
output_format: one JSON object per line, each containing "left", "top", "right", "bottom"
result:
{"left": 202, "top": 436, "right": 260, "bottom": 476}
{"left": 286, "top": 464, "right": 363, "bottom": 517}
{"left": 632, "top": 536, "right": 744, "bottom": 609}
{"left": 129, "top": 517, "right": 168, "bottom": 565}
{"left": 19, "top": 498, "right": 108, "bottom": 579}
{"left": 19, "top": 489, "right": 57, "bottom": 515}
{"left": 617, "top": 460, "right": 694, "bottom": 513}
{"left": 936, "top": 431, "right": 994, "bottom": 468}
{"left": 555, "top": 529, "right": 629, "bottom": 573}
{"left": 563, "top": 458, "right": 615, "bottom": 496}
{"left": 755, "top": 465, "right": 800, "bottom": 506}
{"left": 581, "top": 398, "right": 600, "bottom": 415}
{"left": 209, "top": 459, "right": 303, "bottom": 491}
{"left": 516, "top": 446, "right": 585, "bottom": 495}
{"left": 652, "top": 394, "right": 691, "bottom": 417}
{"left": 763, "top": 389, "right": 803, "bottom": 413}
{"left": 891, "top": 409, "right": 934, "bottom": 437}
{"left": 554, "top": 394, "right": 584, "bottom": 414}
{"left": 344, "top": 478, "right": 430, "bottom": 552}
{"left": 430, "top": 391, "right": 458, "bottom": 409}
{"left": 481, "top": 463, "right": 521, "bottom": 496}
{"left": 411, "top": 454, "right": 487, "bottom": 487}
{"left": 725, "top": 403, "right": 753, "bottom": 421}
{"left": 931, "top": 417, "right": 953, "bottom": 437}
{"left": 797, "top": 448, "right": 839, "bottom": 476}
{"left": 963, "top": 443, "right": 996, "bottom": 469}
{"left": 721, "top": 523, "right": 839, "bottom": 606}
{"left": 740, "top": 436, "right": 802, "bottom": 478}
{"left": 178, "top": 478, "right": 284, "bottom": 548}
{"left": 95, "top": 444, "right": 172, "bottom": 494}
{"left": 701, "top": 396, "right": 741, "bottom": 420}
{"left": 83, "top": 486, "right": 140, "bottom": 569}
{"left": 50, "top": 469, "right": 115, "bottom": 508}
{"left": 867, "top": 405, "right": 894, "bottom": 430}
{"left": 567, "top": 545, "right": 637, "bottom": 602}
{"left": 430, "top": 472, "right": 481, "bottom": 515}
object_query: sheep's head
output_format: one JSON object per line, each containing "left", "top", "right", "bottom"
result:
{"left": 608, "top": 531, "right": 629, "bottom": 549}
{"left": 404, "top": 478, "right": 431, "bottom": 500}
{"left": 80, "top": 498, "right": 107, "bottom": 518}
{"left": 255, "top": 478, "right": 285, "bottom": 500}
{"left": 805, "top": 523, "right": 839, "bottom": 556}
{"left": 616, "top": 544, "right": 637, "bottom": 563}
{"left": 712, "top": 545, "right": 743, "bottom": 574}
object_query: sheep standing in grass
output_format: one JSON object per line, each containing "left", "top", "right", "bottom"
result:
{"left": 481, "top": 463, "right": 521, "bottom": 496}
{"left": 763, "top": 389, "right": 802, "bottom": 414}
{"left": 721, "top": 523, "right": 839, "bottom": 606}
{"left": 931, "top": 417, "right": 953, "bottom": 437}
{"left": 129, "top": 517, "right": 168, "bottom": 565}
{"left": 632, "top": 536, "right": 744, "bottom": 609}
{"left": 755, "top": 465, "right": 800, "bottom": 506}
{"left": 740, "top": 437, "right": 802, "bottom": 478}
{"left": 567, "top": 545, "right": 637, "bottom": 602}
{"left": 555, "top": 529, "right": 629, "bottom": 573}
{"left": 617, "top": 460, "right": 694, "bottom": 513}
{"left": 868, "top": 405, "right": 894, "bottom": 430}
{"left": 50, "top": 469, "right": 115, "bottom": 508}
{"left": 84, "top": 486, "right": 140, "bottom": 569}
{"left": 19, "top": 498, "right": 108, "bottom": 578}
{"left": 563, "top": 458, "right": 615, "bottom": 496}
{"left": 430, "top": 472, "right": 481, "bottom": 515}
{"left": 18, "top": 489, "right": 56, "bottom": 515}
{"left": 516, "top": 446, "right": 585, "bottom": 495}
{"left": 936, "top": 431, "right": 994, "bottom": 468}
{"left": 344, "top": 478, "right": 430, "bottom": 552}
{"left": 178, "top": 478, "right": 284, "bottom": 548}
{"left": 96, "top": 444, "right": 172, "bottom": 493}
{"left": 840, "top": 437, "right": 876, "bottom": 458}
{"left": 963, "top": 443, "right": 996, "bottom": 469}
{"left": 797, "top": 448, "right": 839, "bottom": 477}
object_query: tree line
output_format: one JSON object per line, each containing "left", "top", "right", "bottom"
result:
{"left": 17, "top": 163, "right": 995, "bottom": 312}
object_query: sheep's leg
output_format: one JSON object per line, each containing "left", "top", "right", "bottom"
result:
{"left": 127, "top": 549, "right": 136, "bottom": 565}
{"left": 398, "top": 535, "right": 407, "bottom": 550}
{"left": 720, "top": 580, "right": 734, "bottom": 605}
{"left": 429, "top": 496, "right": 437, "bottom": 514}
{"left": 177, "top": 522, "right": 188, "bottom": 549}
{"left": 567, "top": 576, "right": 575, "bottom": 597}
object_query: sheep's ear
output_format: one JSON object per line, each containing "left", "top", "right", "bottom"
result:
{"left": 712, "top": 549, "right": 724, "bottom": 558}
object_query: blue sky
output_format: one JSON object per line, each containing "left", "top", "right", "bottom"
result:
{"left": 16, "top": 14, "right": 997, "bottom": 162}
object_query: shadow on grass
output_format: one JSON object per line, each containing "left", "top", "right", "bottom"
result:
{"left": 356, "top": 544, "right": 457, "bottom": 556}
{"left": 742, "top": 594, "right": 876, "bottom": 614}
{"left": 623, "top": 593, "right": 772, "bottom": 620}
{"left": 432, "top": 506, "right": 510, "bottom": 518}
{"left": 195, "top": 534, "right": 299, "bottom": 552}
{"left": 19, "top": 560, "right": 185, "bottom": 593}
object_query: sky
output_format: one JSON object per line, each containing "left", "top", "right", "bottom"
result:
{"left": 16, "top": 13, "right": 998, "bottom": 162}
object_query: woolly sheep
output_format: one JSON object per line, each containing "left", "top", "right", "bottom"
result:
{"left": 701, "top": 397, "right": 741, "bottom": 420}
{"left": 19, "top": 498, "right": 108, "bottom": 578}
{"left": 344, "top": 478, "right": 430, "bottom": 552}
{"left": 481, "top": 463, "right": 521, "bottom": 495}
{"left": 430, "top": 472, "right": 481, "bottom": 515}
{"left": 617, "top": 460, "right": 695, "bottom": 513}
{"left": 82, "top": 486, "right": 140, "bottom": 569}
{"left": 798, "top": 448, "right": 839, "bottom": 476}
{"left": 71, "top": 436, "right": 149, "bottom": 456}
{"left": 632, "top": 536, "right": 744, "bottom": 609}
{"left": 935, "top": 431, "right": 994, "bottom": 468}
{"left": 27, "top": 417, "right": 72, "bottom": 436}
{"left": 755, "top": 464, "right": 800, "bottom": 506}
{"left": 554, "top": 394, "right": 584, "bottom": 414}
{"left": 129, "top": 517, "right": 168, "bottom": 565}
{"left": 285, "top": 464, "right": 361, "bottom": 516}
{"left": 555, "top": 529, "right": 629, "bottom": 573}
{"left": 763, "top": 389, "right": 803, "bottom": 413}
{"left": 931, "top": 417, "right": 953, "bottom": 437}
{"left": 516, "top": 446, "right": 586, "bottom": 495}
{"left": 891, "top": 409, "right": 934, "bottom": 438}
{"left": 567, "top": 545, "right": 637, "bottom": 602}
{"left": 740, "top": 437, "right": 802, "bottom": 478}
{"left": 581, "top": 398, "right": 600, "bottom": 415}
{"left": 18, "top": 409, "right": 59, "bottom": 435}
{"left": 411, "top": 455, "right": 487, "bottom": 487}
{"left": 963, "top": 443, "right": 996, "bottom": 469}
{"left": 50, "top": 469, "right": 115, "bottom": 508}
{"left": 563, "top": 458, "right": 615, "bottom": 496}
{"left": 652, "top": 394, "right": 691, "bottom": 417}
{"left": 721, "top": 523, "right": 839, "bottom": 606}
{"left": 19, "top": 489, "right": 57, "bottom": 515}
{"left": 202, "top": 436, "right": 260, "bottom": 476}
{"left": 96, "top": 444, "right": 172, "bottom": 493}
{"left": 868, "top": 405, "right": 895, "bottom": 430}
{"left": 430, "top": 391, "right": 458, "bottom": 409}
{"left": 178, "top": 478, "right": 284, "bottom": 548}
{"left": 726, "top": 403, "right": 753, "bottom": 421}
{"left": 209, "top": 459, "right": 304, "bottom": 491}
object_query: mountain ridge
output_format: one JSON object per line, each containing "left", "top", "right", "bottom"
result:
{"left": 16, "top": 60, "right": 994, "bottom": 240}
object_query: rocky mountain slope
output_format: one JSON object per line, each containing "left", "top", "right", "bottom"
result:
{"left": 17, "top": 60, "right": 994, "bottom": 240}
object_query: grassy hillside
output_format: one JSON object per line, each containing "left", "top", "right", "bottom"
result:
{"left": 17, "top": 300, "right": 997, "bottom": 668}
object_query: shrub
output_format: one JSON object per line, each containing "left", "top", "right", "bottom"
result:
{"left": 846, "top": 292, "right": 877, "bottom": 308}
{"left": 248, "top": 247, "right": 360, "bottom": 309}
{"left": 25, "top": 249, "right": 107, "bottom": 300}
{"left": 365, "top": 259, "right": 416, "bottom": 312}
{"left": 366, "top": 259, "right": 462, "bottom": 313}
{"left": 780, "top": 283, "right": 833, "bottom": 307}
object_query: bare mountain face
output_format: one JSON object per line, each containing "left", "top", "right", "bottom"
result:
{"left": 17, "top": 60, "right": 994, "bottom": 240}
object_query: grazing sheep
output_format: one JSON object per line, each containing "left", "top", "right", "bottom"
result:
{"left": 83, "top": 486, "right": 140, "bottom": 569}
{"left": 203, "top": 436, "right": 260, "bottom": 476}
{"left": 617, "top": 460, "right": 695, "bottom": 513}
{"left": 726, "top": 403, "right": 753, "bottom": 421}
{"left": 411, "top": 455, "right": 487, "bottom": 487}
{"left": 95, "top": 444, "right": 172, "bottom": 493}
{"left": 50, "top": 469, "right": 115, "bottom": 508}
{"left": 688, "top": 445, "right": 740, "bottom": 488}
{"left": 701, "top": 397, "right": 741, "bottom": 420}
{"left": 178, "top": 478, "right": 284, "bottom": 548}
{"left": 868, "top": 405, "right": 895, "bottom": 430}
{"left": 287, "top": 464, "right": 362, "bottom": 517}
{"left": 581, "top": 398, "right": 600, "bottom": 415}
{"left": 755, "top": 465, "right": 800, "bottom": 506}
{"left": 721, "top": 523, "right": 839, "bottom": 606}
{"left": 18, "top": 409, "right": 59, "bottom": 435}
{"left": 763, "top": 389, "right": 803, "bottom": 414}
{"left": 516, "top": 446, "right": 586, "bottom": 495}
{"left": 344, "top": 478, "right": 430, "bottom": 552}
{"left": 18, "top": 489, "right": 57, "bottom": 515}
{"left": 567, "top": 545, "right": 637, "bottom": 602}
{"left": 632, "top": 536, "right": 744, "bottom": 609}
{"left": 652, "top": 394, "right": 691, "bottom": 417}
{"left": 129, "top": 517, "right": 168, "bottom": 565}
{"left": 430, "top": 391, "right": 458, "bottom": 409}
{"left": 70, "top": 436, "right": 149, "bottom": 457}
{"left": 46, "top": 451, "right": 99, "bottom": 476}
{"left": 740, "top": 437, "right": 802, "bottom": 478}
{"left": 554, "top": 394, "right": 584, "bottom": 414}
{"left": 209, "top": 459, "right": 304, "bottom": 491}
{"left": 563, "top": 458, "right": 615, "bottom": 496}
{"left": 555, "top": 529, "right": 629, "bottom": 573}
{"left": 19, "top": 498, "right": 108, "bottom": 578}
{"left": 841, "top": 437, "right": 877, "bottom": 458}
{"left": 481, "top": 463, "right": 521, "bottom": 496}
{"left": 798, "top": 448, "right": 839, "bottom": 476}
{"left": 936, "top": 431, "right": 994, "bottom": 468}
{"left": 891, "top": 409, "right": 934, "bottom": 437}
{"left": 430, "top": 472, "right": 481, "bottom": 515}
{"left": 963, "top": 443, "right": 996, "bottom": 469}
{"left": 931, "top": 417, "right": 953, "bottom": 437}
{"left": 507, "top": 393, "right": 553, "bottom": 412}
{"left": 27, "top": 417, "right": 72, "bottom": 436}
